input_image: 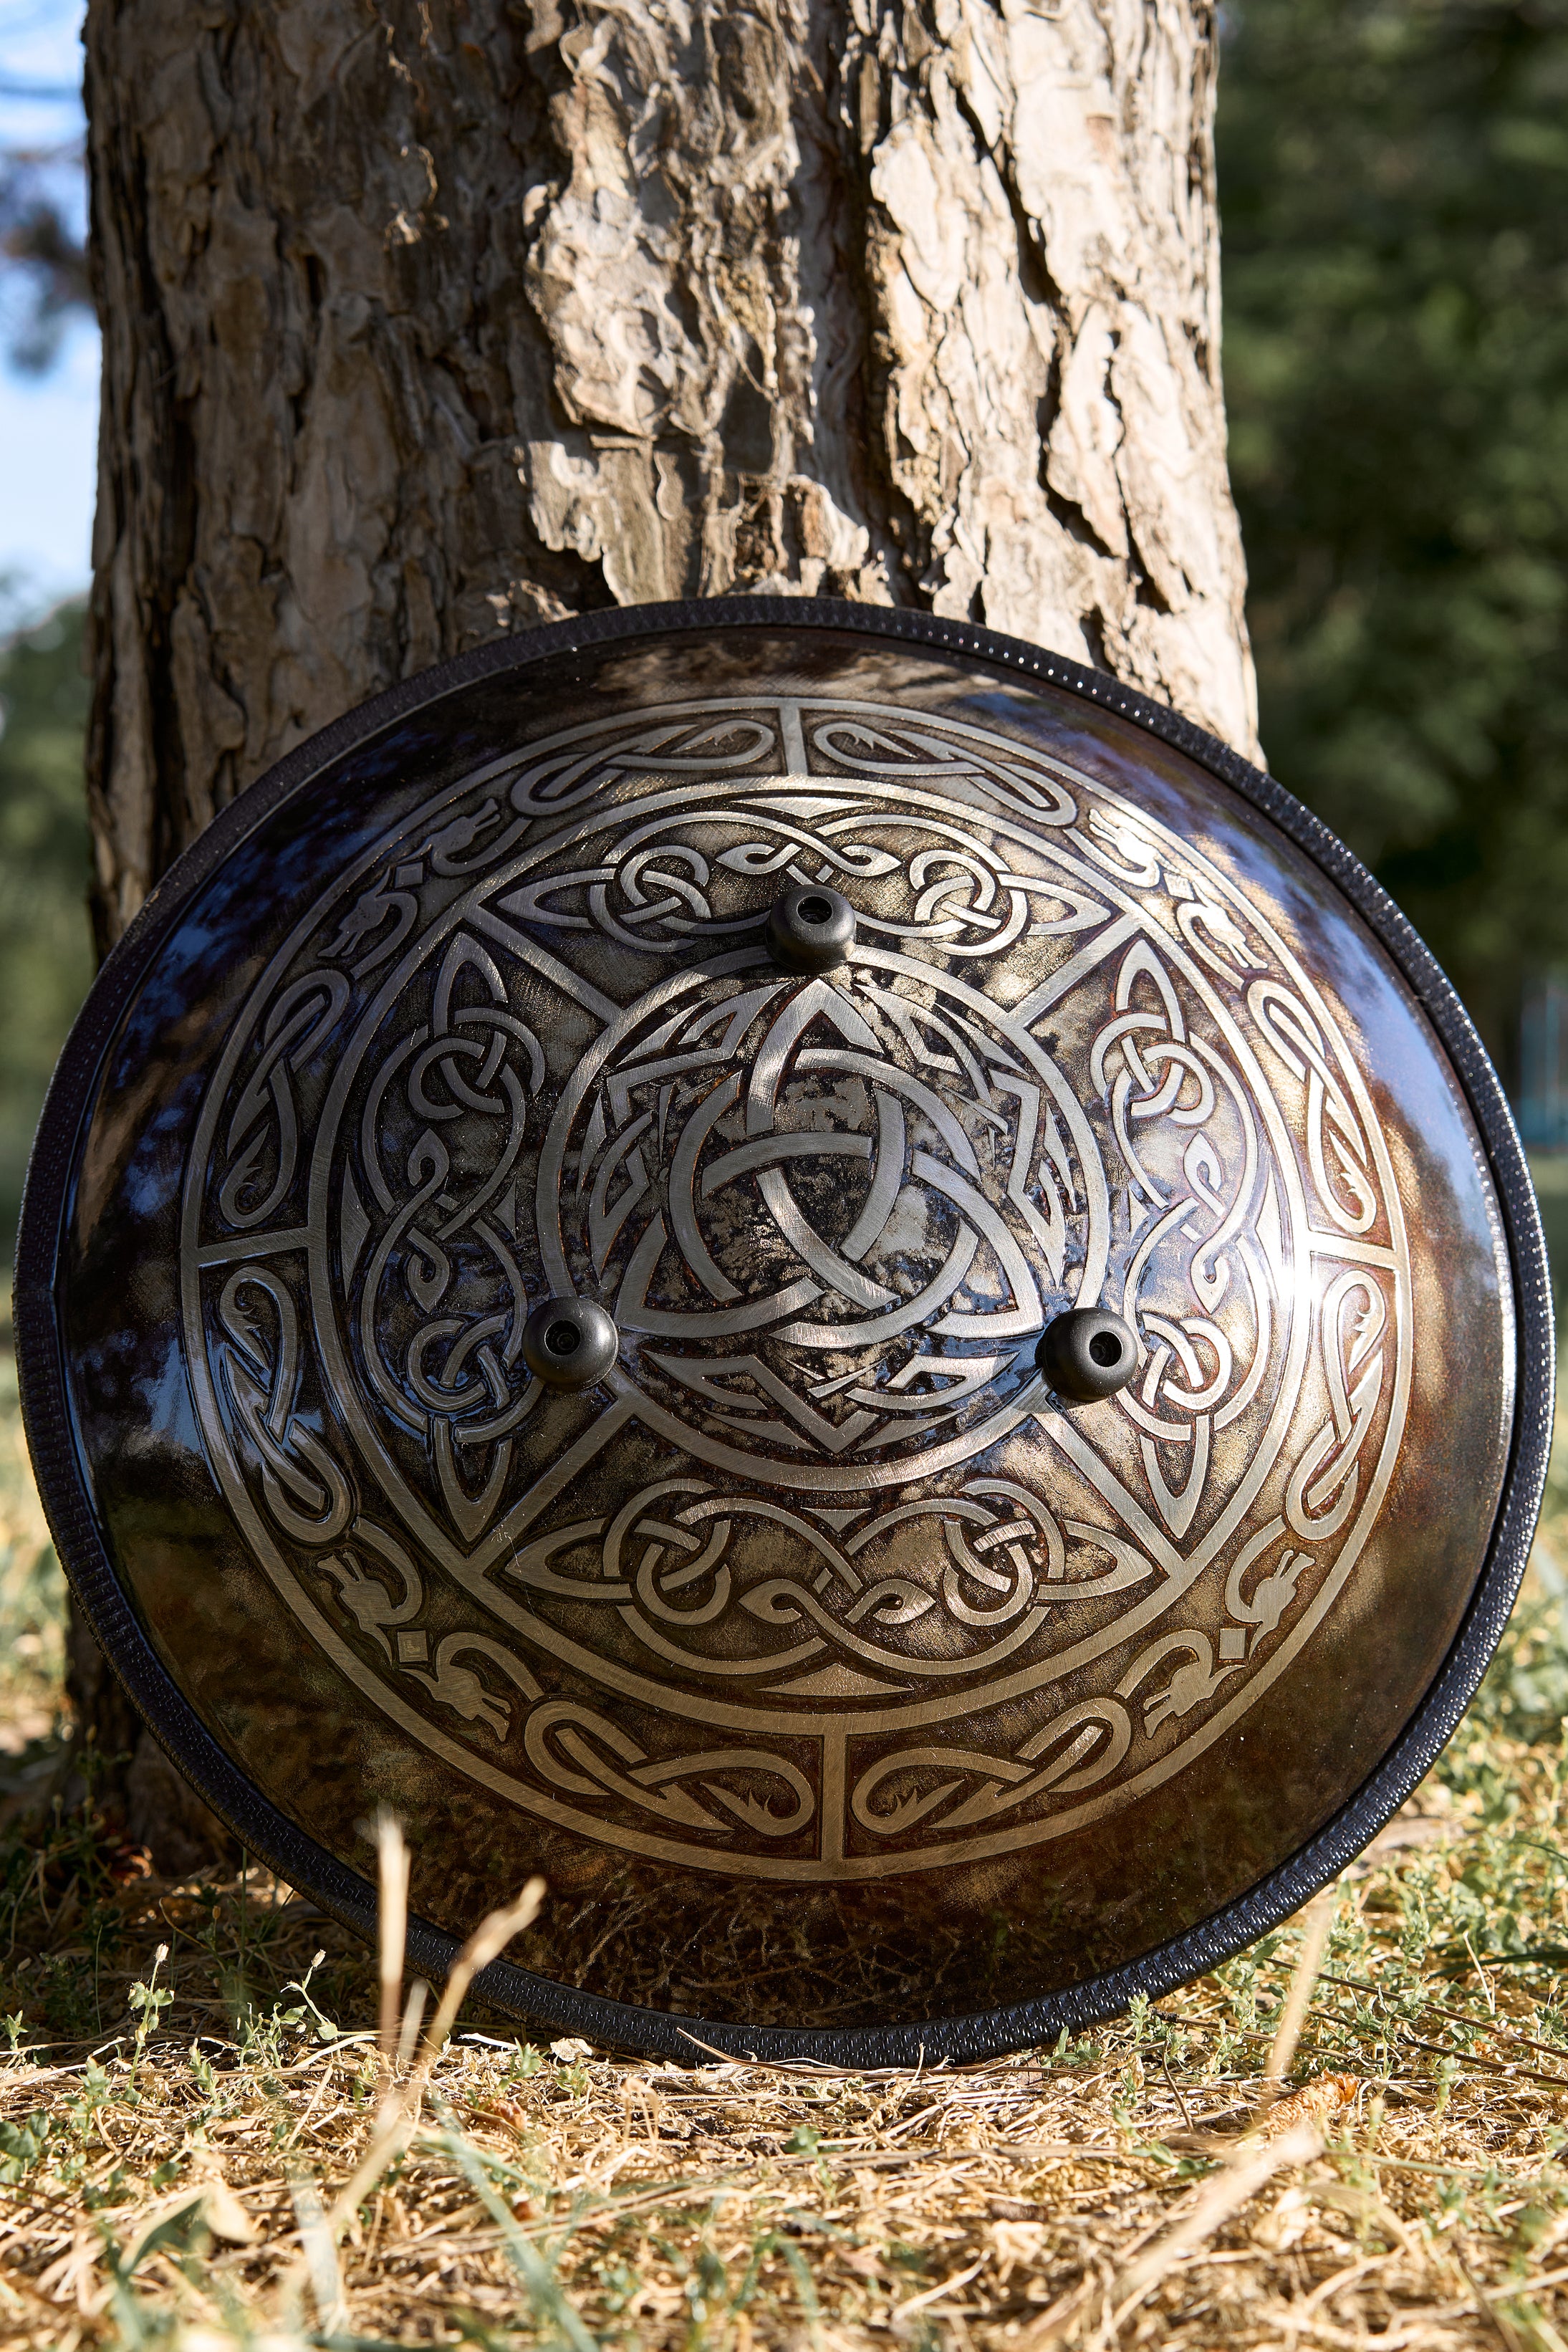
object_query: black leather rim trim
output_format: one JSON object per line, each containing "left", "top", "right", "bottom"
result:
{"left": 14, "top": 596, "right": 1554, "bottom": 2065}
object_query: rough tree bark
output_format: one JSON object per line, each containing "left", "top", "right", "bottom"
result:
{"left": 77, "top": 0, "right": 1257, "bottom": 1863}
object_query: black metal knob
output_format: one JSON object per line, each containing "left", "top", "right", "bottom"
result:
{"left": 766, "top": 884, "right": 855, "bottom": 974}
{"left": 1037, "top": 1308, "right": 1139, "bottom": 1403}
{"left": 521, "top": 1297, "right": 620, "bottom": 1390}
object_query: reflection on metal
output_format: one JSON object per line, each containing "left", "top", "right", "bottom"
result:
{"left": 183, "top": 690, "right": 1415, "bottom": 1880}
{"left": 18, "top": 605, "right": 1543, "bottom": 2062}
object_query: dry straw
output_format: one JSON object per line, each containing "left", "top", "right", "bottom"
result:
{"left": 10, "top": 1459, "right": 1568, "bottom": 2351}
{"left": 6, "top": 1775, "right": 1568, "bottom": 2351}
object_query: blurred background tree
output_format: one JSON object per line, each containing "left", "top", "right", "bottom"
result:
{"left": 0, "top": 2, "right": 97, "bottom": 1278}
{"left": 0, "top": 19, "right": 88, "bottom": 380}
{"left": 1, "top": 144, "right": 90, "bottom": 374}
{"left": 0, "top": 596, "right": 91, "bottom": 1269}
{"left": 1219, "top": 0, "right": 1568, "bottom": 1090}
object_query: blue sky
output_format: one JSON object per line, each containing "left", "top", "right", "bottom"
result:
{"left": 1, "top": 0, "right": 96, "bottom": 608}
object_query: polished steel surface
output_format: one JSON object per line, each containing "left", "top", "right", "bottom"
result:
{"left": 26, "top": 614, "right": 1531, "bottom": 2048}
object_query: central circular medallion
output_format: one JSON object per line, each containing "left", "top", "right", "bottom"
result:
{"left": 543, "top": 956, "right": 1105, "bottom": 1474}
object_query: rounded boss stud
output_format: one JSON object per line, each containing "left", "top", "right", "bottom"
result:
{"left": 521, "top": 1297, "right": 620, "bottom": 1390}
{"left": 767, "top": 883, "right": 856, "bottom": 973}
{"left": 1036, "top": 1307, "right": 1140, "bottom": 1403}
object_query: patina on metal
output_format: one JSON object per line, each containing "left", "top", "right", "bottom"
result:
{"left": 16, "top": 601, "right": 1552, "bottom": 2064}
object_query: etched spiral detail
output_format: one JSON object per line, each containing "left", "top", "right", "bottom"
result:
{"left": 183, "top": 691, "right": 1414, "bottom": 1880}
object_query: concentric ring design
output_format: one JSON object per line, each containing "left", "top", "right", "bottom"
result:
{"left": 178, "top": 690, "right": 1411, "bottom": 1879}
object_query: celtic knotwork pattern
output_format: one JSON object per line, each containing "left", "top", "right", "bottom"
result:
{"left": 217, "top": 1269, "right": 353, "bottom": 1546}
{"left": 350, "top": 932, "right": 548, "bottom": 1542}
{"left": 524, "top": 1703, "right": 814, "bottom": 1840}
{"left": 494, "top": 1475, "right": 1159, "bottom": 1703}
{"left": 851, "top": 1697, "right": 1133, "bottom": 1838}
{"left": 1090, "top": 939, "right": 1276, "bottom": 1540}
{"left": 1249, "top": 982, "right": 1380, "bottom": 1236}
{"left": 184, "top": 688, "right": 1414, "bottom": 1880}
{"left": 216, "top": 972, "right": 350, "bottom": 1229}
{"left": 551, "top": 965, "right": 1084, "bottom": 1467}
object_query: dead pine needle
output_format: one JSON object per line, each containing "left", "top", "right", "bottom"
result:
{"left": 1111, "top": 2121, "right": 1324, "bottom": 2323}
{"left": 1253, "top": 1881, "right": 1339, "bottom": 2124}
{"left": 287, "top": 2170, "right": 346, "bottom": 2338}
{"left": 395, "top": 1975, "right": 428, "bottom": 2074}
{"left": 374, "top": 1804, "right": 410, "bottom": 2082}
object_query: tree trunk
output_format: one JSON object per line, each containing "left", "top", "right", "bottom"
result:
{"left": 77, "top": 0, "right": 1256, "bottom": 1862}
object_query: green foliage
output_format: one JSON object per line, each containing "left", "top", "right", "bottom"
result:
{"left": 0, "top": 2108, "right": 54, "bottom": 2184}
{"left": 1218, "top": 0, "right": 1568, "bottom": 1070}
{"left": 0, "top": 594, "right": 92, "bottom": 1269}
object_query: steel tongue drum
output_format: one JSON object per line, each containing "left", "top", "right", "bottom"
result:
{"left": 16, "top": 602, "right": 1552, "bottom": 2063}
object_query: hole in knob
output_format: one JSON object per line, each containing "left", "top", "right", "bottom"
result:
{"left": 522, "top": 1295, "right": 619, "bottom": 1388}
{"left": 1036, "top": 1307, "right": 1139, "bottom": 1403}
{"left": 766, "top": 884, "right": 855, "bottom": 971}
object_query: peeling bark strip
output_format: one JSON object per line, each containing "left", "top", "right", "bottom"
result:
{"left": 85, "top": 0, "right": 1255, "bottom": 944}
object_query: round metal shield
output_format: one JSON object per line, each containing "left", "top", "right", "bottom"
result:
{"left": 16, "top": 601, "right": 1551, "bottom": 2063}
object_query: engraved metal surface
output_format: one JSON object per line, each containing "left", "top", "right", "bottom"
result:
{"left": 17, "top": 603, "right": 1543, "bottom": 2061}
{"left": 182, "top": 691, "right": 1410, "bottom": 1882}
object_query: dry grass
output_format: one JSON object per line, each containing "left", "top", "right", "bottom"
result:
{"left": 6, "top": 1373, "right": 1568, "bottom": 2347}
{"left": 0, "top": 1343, "right": 65, "bottom": 1762}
